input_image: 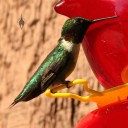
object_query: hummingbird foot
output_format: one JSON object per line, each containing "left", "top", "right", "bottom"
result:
{"left": 50, "top": 89, "right": 57, "bottom": 93}
{"left": 65, "top": 80, "right": 71, "bottom": 88}
{"left": 50, "top": 81, "right": 71, "bottom": 93}
{"left": 50, "top": 84, "right": 68, "bottom": 93}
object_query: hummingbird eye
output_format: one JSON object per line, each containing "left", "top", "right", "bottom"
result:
{"left": 75, "top": 19, "right": 83, "bottom": 24}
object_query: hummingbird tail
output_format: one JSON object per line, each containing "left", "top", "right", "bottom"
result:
{"left": 9, "top": 101, "right": 18, "bottom": 109}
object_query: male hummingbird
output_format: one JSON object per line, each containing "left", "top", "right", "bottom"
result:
{"left": 10, "top": 16, "right": 118, "bottom": 107}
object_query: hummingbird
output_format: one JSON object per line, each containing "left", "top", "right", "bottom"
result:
{"left": 10, "top": 16, "right": 118, "bottom": 108}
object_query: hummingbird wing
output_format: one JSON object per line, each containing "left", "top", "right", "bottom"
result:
{"left": 41, "top": 53, "right": 69, "bottom": 92}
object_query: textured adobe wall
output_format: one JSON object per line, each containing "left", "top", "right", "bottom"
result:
{"left": 0, "top": 0, "right": 103, "bottom": 128}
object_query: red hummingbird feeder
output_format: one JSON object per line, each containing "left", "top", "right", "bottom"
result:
{"left": 50, "top": 0, "right": 128, "bottom": 127}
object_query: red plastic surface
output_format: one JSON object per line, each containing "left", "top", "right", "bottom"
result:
{"left": 55, "top": 0, "right": 128, "bottom": 88}
{"left": 77, "top": 100, "right": 128, "bottom": 128}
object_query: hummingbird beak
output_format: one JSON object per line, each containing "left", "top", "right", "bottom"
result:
{"left": 90, "top": 15, "right": 118, "bottom": 23}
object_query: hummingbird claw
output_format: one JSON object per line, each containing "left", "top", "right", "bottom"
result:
{"left": 50, "top": 89, "right": 57, "bottom": 93}
{"left": 65, "top": 81, "right": 71, "bottom": 88}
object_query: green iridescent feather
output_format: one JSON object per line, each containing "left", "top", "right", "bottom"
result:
{"left": 10, "top": 39, "right": 69, "bottom": 106}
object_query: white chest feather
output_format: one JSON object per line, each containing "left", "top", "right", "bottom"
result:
{"left": 60, "top": 39, "right": 80, "bottom": 52}
{"left": 58, "top": 39, "right": 80, "bottom": 78}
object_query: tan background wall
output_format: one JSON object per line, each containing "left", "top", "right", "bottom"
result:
{"left": 0, "top": 0, "right": 103, "bottom": 128}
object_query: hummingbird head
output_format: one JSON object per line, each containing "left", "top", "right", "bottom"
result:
{"left": 61, "top": 17, "right": 89, "bottom": 44}
{"left": 61, "top": 16, "right": 118, "bottom": 44}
